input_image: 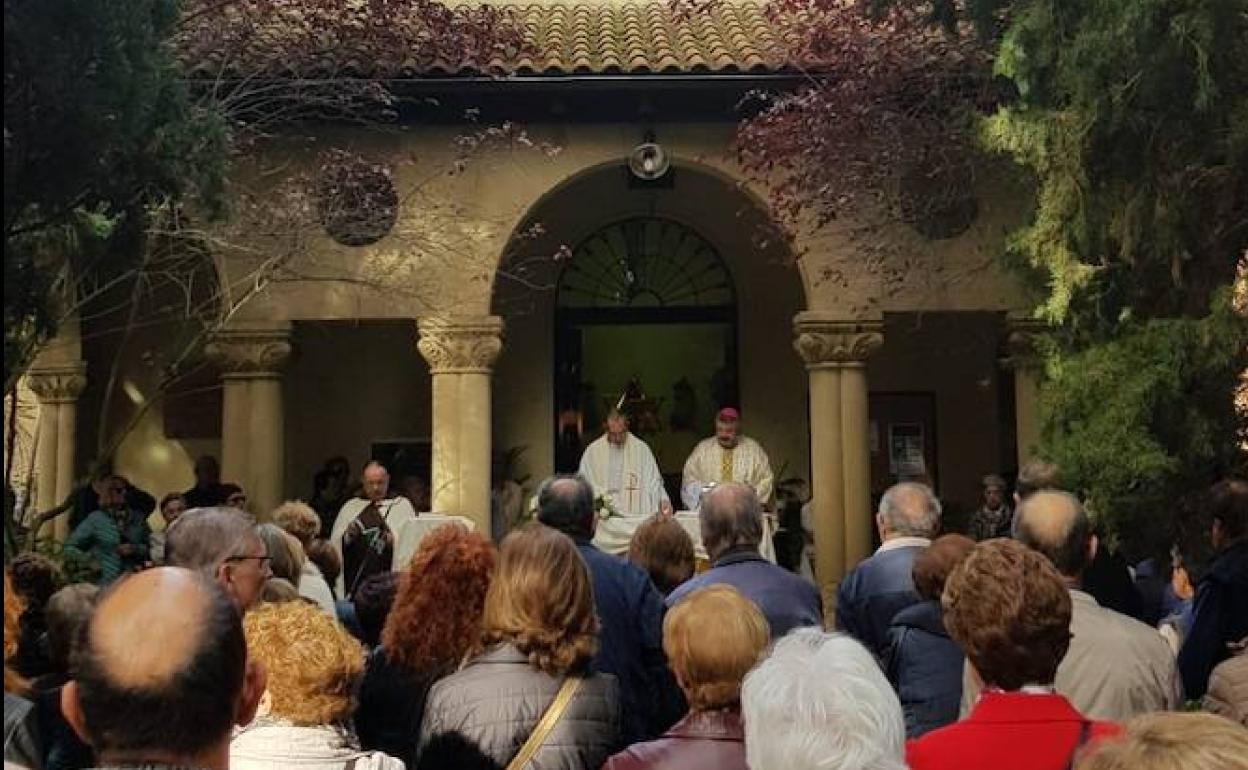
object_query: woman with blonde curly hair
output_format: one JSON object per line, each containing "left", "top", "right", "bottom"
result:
{"left": 356, "top": 525, "right": 496, "bottom": 767}
{"left": 230, "top": 600, "right": 402, "bottom": 770}
{"left": 417, "top": 523, "right": 620, "bottom": 770}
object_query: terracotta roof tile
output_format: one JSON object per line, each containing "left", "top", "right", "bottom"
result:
{"left": 180, "top": 2, "right": 797, "bottom": 79}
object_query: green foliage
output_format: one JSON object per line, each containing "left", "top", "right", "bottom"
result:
{"left": 3, "top": 0, "right": 227, "bottom": 389}
{"left": 984, "top": 0, "right": 1248, "bottom": 552}
{"left": 1038, "top": 289, "right": 1248, "bottom": 555}
{"left": 915, "top": 0, "right": 1248, "bottom": 552}
{"left": 981, "top": 0, "right": 1248, "bottom": 332}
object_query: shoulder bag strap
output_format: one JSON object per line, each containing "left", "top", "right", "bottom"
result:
{"left": 1063, "top": 720, "right": 1092, "bottom": 770}
{"left": 506, "top": 676, "right": 583, "bottom": 770}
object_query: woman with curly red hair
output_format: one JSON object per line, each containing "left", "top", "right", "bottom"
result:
{"left": 355, "top": 524, "right": 496, "bottom": 767}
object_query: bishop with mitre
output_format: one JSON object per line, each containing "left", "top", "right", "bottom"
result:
{"left": 682, "top": 407, "right": 774, "bottom": 510}
{"left": 578, "top": 407, "right": 672, "bottom": 554}
{"left": 329, "top": 460, "right": 418, "bottom": 598}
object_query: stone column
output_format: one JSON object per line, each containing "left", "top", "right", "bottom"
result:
{"left": 27, "top": 364, "right": 87, "bottom": 540}
{"left": 204, "top": 325, "right": 293, "bottom": 517}
{"left": 417, "top": 316, "right": 504, "bottom": 535}
{"left": 794, "top": 314, "right": 884, "bottom": 616}
{"left": 1002, "top": 317, "right": 1047, "bottom": 466}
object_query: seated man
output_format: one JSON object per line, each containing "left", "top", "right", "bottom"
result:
{"left": 836, "top": 482, "right": 941, "bottom": 658}
{"left": 666, "top": 483, "right": 821, "bottom": 639}
{"left": 61, "top": 567, "right": 266, "bottom": 770}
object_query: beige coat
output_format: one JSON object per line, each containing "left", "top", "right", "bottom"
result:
{"left": 1202, "top": 641, "right": 1248, "bottom": 726}
{"left": 963, "top": 589, "right": 1181, "bottom": 721}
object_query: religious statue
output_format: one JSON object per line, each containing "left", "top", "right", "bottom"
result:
{"left": 614, "top": 376, "right": 663, "bottom": 436}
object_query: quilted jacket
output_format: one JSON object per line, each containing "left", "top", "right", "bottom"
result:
{"left": 417, "top": 644, "right": 620, "bottom": 770}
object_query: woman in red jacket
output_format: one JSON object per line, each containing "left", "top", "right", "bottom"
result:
{"left": 906, "top": 539, "right": 1120, "bottom": 770}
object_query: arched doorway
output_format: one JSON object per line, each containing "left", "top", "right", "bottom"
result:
{"left": 491, "top": 161, "right": 808, "bottom": 500}
{"left": 553, "top": 218, "right": 739, "bottom": 500}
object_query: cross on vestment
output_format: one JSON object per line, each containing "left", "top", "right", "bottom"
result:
{"left": 625, "top": 472, "right": 640, "bottom": 511}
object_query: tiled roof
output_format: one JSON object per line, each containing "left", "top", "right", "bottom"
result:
{"left": 181, "top": 2, "right": 798, "bottom": 79}
{"left": 501, "top": 2, "right": 794, "bottom": 75}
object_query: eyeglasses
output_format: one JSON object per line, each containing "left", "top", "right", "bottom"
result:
{"left": 225, "top": 555, "right": 272, "bottom": 571}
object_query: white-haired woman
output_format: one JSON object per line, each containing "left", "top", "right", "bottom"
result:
{"left": 741, "top": 629, "right": 907, "bottom": 770}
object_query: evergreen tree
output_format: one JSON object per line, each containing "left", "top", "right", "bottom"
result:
{"left": 747, "top": 0, "right": 1248, "bottom": 545}
{"left": 3, "top": 0, "right": 227, "bottom": 392}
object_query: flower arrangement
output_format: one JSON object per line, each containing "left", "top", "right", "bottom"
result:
{"left": 594, "top": 494, "right": 619, "bottom": 520}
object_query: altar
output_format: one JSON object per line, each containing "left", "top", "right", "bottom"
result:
{"left": 391, "top": 508, "right": 776, "bottom": 573}
{"left": 393, "top": 512, "right": 477, "bottom": 568}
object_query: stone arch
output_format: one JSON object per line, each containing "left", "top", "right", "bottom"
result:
{"left": 489, "top": 155, "right": 812, "bottom": 309}
{"left": 489, "top": 157, "right": 810, "bottom": 491}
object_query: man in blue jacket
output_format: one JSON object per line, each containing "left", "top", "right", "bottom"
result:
{"left": 836, "top": 481, "right": 942, "bottom": 659}
{"left": 1179, "top": 478, "right": 1248, "bottom": 699}
{"left": 666, "top": 482, "right": 822, "bottom": 638}
{"left": 536, "top": 474, "right": 683, "bottom": 743}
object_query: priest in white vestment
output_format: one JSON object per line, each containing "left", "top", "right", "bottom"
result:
{"left": 329, "top": 461, "right": 418, "bottom": 598}
{"left": 681, "top": 407, "right": 775, "bottom": 510}
{"left": 578, "top": 409, "right": 672, "bottom": 554}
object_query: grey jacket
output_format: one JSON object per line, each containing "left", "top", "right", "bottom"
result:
{"left": 4, "top": 691, "right": 42, "bottom": 769}
{"left": 417, "top": 644, "right": 620, "bottom": 770}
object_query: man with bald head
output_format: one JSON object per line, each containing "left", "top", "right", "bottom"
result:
{"left": 961, "top": 490, "right": 1180, "bottom": 721}
{"left": 328, "top": 461, "right": 419, "bottom": 598}
{"left": 836, "top": 481, "right": 942, "bottom": 659}
{"left": 165, "top": 507, "right": 271, "bottom": 612}
{"left": 61, "top": 568, "right": 266, "bottom": 770}
{"left": 666, "top": 482, "right": 822, "bottom": 638}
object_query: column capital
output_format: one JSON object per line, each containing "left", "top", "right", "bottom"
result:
{"left": 1000, "top": 316, "right": 1049, "bottom": 371}
{"left": 792, "top": 314, "right": 884, "bottom": 369}
{"left": 417, "top": 315, "right": 504, "bottom": 374}
{"left": 27, "top": 363, "right": 87, "bottom": 404}
{"left": 205, "top": 325, "right": 293, "bottom": 378}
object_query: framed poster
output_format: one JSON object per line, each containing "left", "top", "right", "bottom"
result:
{"left": 888, "top": 423, "right": 926, "bottom": 477}
{"left": 371, "top": 439, "right": 432, "bottom": 483}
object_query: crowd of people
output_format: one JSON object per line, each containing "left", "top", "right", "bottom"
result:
{"left": 4, "top": 452, "right": 1247, "bottom": 770}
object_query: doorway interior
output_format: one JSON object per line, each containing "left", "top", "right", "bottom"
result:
{"left": 553, "top": 217, "right": 738, "bottom": 500}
